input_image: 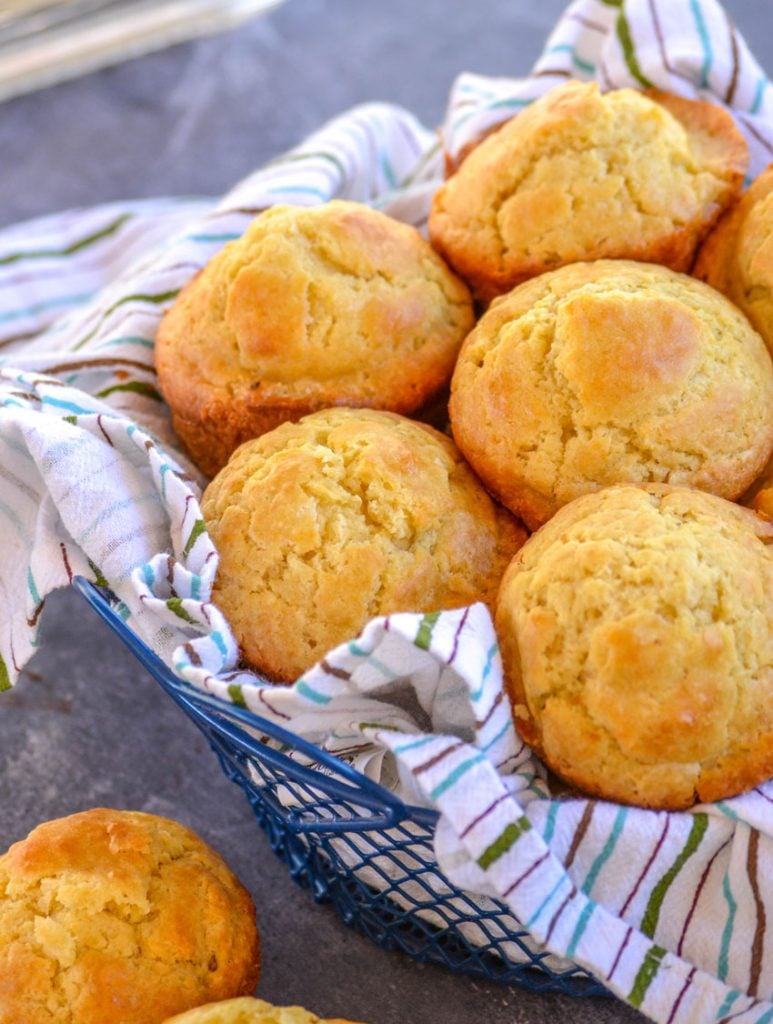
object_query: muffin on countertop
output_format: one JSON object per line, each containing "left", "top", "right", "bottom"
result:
{"left": 694, "top": 162, "right": 773, "bottom": 356}
{"left": 449, "top": 260, "right": 773, "bottom": 530}
{"left": 201, "top": 407, "right": 527, "bottom": 682}
{"left": 495, "top": 484, "right": 773, "bottom": 811}
{"left": 163, "top": 996, "right": 362, "bottom": 1024}
{"left": 156, "top": 200, "right": 474, "bottom": 476}
{"left": 429, "top": 80, "right": 747, "bottom": 302}
{"left": 0, "top": 809, "right": 260, "bottom": 1024}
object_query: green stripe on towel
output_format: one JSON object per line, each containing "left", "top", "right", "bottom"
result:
{"left": 616, "top": 12, "right": 653, "bottom": 87}
{"left": 0, "top": 654, "right": 11, "bottom": 692}
{"left": 641, "top": 813, "right": 708, "bottom": 938}
{"left": 0, "top": 213, "right": 131, "bottom": 266}
{"left": 477, "top": 815, "right": 532, "bottom": 869}
{"left": 166, "top": 597, "right": 197, "bottom": 624}
{"left": 628, "top": 943, "right": 667, "bottom": 1007}
{"left": 415, "top": 611, "right": 441, "bottom": 650}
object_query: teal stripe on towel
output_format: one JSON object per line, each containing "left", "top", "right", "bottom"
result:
{"left": 0, "top": 292, "right": 93, "bottom": 324}
{"left": 566, "top": 900, "right": 597, "bottom": 959}
{"left": 393, "top": 735, "right": 437, "bottom": 755}
{"left": 526, "top": 875, "right": 569, "bottom": 929}
{"left": 751, "top": 76, "right": 768, "bottom": 114}
{"left": 718, "top": 871, "right": 737, "bottom": 981}
{"left": 688, "top": 0, "right": 713, "bottom": 87}
{"left": 265, "top": 184, "right": 330, "bottom": 201}
{"left": 584, "top": 807, "right": 629, "bottom": 895}
{"left": 546, "top": 43, "right": 596, "bottom": 73}
{"left": 429, "top": 753, "right": 486, "bottom": 800}
{"left": 296, "top": 679, "right": 332, "bottom": 705}
{"left": 471, "top": 643, "right": 498, "bottom": 700}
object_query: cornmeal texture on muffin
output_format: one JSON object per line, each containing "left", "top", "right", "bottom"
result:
{"left": 694, "top": 163, "right": 773, "bottom": 355}
{"left": 201, "top": 408, "right": 526, "bottom": 681}
{"left": 0, "top": 809, "right": 260, "bottom": 1024}
{"left": 155, "top": 200, "right": 474, "bottom": 476}
{"left": 429, "top": 80, "right": 747, "bottom": 302}
{"left": 495, "top": 485, "right": 773, "bottom": 810}
{"left": 449, "top": 260, "right": 773, "bottom": 530}
{"left": 163, "top": 996, "right": 362, "bottom": 1024}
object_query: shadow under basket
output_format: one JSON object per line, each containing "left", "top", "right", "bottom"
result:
{"left": 74, "top": 576, "right": 608, "bottom": 997}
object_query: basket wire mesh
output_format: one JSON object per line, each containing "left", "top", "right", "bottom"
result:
{"left": 74, "top": 576, "right": 608, "bottom": 997}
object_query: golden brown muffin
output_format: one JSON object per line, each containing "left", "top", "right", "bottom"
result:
{"left": 449, "top": 259, "right": 773, "bottom": 531}
{"left": 201, "top": 408, "right": 527, "bottom": 682}
{"left": 155, "top": 200, "right": 474, "bottom": 476}
{"left": 162, "top": 996, "right": 362, "bottom": 1024}
{"left": 495, "top": 484, "right": 773, "bottom": 810}
{"left": 429, "top": 80, "right": 747, "bottom": 302}
{"left": 0, "top": 809, "right": 260, "bottom": 1024}
{"left": 694, "top": 163, "right": 773, "bottom": 356}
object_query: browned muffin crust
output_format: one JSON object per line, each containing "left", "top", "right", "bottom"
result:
{"left": 694, "top": 162, "right": 773, "bottom": 356}
{"left": 449, "top": 260, "right": 773, "bottom": 530}
{"left": 0, "top": 809, "right": 260, "bottom": 1024}
{"left": 201, "top": 408, "right": 527, "bottom": 682}
{"left": 155, "top": 201, "right": 474, "bottom": 476}
{"left": 495, "top": 485, "right": 773, "bottom": 810}
{"left": 429, "top": 81, "right": 747, "bottom": 302}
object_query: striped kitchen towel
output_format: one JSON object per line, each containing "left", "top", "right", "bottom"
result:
{"left": 1, "top": 2, "right": 772, "bottom": 1021}
{"left": 0, "top": 101, "right": 437, "bottom": 681}
{"left": 443, "top": 0, "right": 773, "bottom": 177}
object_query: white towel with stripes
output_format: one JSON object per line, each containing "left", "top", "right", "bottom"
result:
{"left": 1, "top": 2, "right": 772, "bottom": 1021}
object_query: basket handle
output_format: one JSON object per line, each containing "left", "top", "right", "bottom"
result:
{"left": 183, "top": 692, "right": 411, "bottom": 833}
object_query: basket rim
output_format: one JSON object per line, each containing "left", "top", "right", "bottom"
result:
{"left": 72, "top": 575, "right": 440, "bottom": 830}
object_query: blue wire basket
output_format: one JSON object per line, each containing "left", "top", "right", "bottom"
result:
{"left": 74, "top": 576, "right": 608, "bottom": 998}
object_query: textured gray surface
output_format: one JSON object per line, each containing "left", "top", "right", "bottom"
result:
{"left": 0, "top": 0, "right": 569, "bottom": 227}
{"left": 1, "top": 1, "right": 772, "bottom": 1022}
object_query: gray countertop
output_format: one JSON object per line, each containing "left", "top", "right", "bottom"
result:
{"left": 1, "top": 2, "right": 772, "bottom": 1022}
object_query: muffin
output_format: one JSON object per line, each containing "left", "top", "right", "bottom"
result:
{"left": 694, "top": 163, "right": 773, "bottom": 356}
{"left": 201, "top": 408, "right": 526, "bottom": 681}
{"left": 495, "top": 485, "right": 773, "bottom": 810}
{"left": 449, "top": 260, "right": 773, "bottom": 531}
{"left": 163, "top": 996, "right": 362, "bottom": 1024}
{"left": 0, "top": 809, "right": 260, "bottom": 1024}
{"left": 429, "top": 80, "right": 748, "bottom": 302}
{"left": 155, "top": 200, "right": 474, "bottom": 476}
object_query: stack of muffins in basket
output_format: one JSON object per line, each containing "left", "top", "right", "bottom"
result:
{"left": 156, "top": 80, "right": 773, "bottom": 814}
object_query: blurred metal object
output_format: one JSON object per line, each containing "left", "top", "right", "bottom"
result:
{"left": 0, "top": 0, "right": 285, "bottom": 101}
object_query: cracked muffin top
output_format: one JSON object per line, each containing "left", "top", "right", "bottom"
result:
{"left": 155, "top": 200, "right": 474, "bottom": 477}
{"left": 163, "top": 996, "right": 362, "bottom": 1024}
{"left": 495, "top": 484, "right": 773, "bottom": 810}
{"left": 694, "top": 162, "right": 773, "bottom": 357}
{"left": 0, "top": 809, "right": 260, "bottom": 1024}
{"left": 428, "top": 80, "right": 747, "bottom": 302}
{"left": 201, "top": 407, "right": 527, "bottom": 682}
{"left": 448, "top": 259, "right": 773, "bottom": 531}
